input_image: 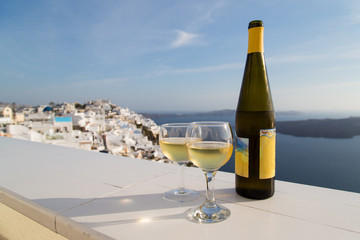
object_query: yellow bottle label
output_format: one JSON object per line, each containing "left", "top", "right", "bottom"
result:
{"left": 235, "top": 137, "right": 249, "bottom": 178}
{"left": 259, "top": 129, "right": 276, "bottom": 179}
{"left": 235, "top": 129, "right": 276, "bottom": 179}
{"left": 248, "top": 27, "right": 264, "bottom": 54}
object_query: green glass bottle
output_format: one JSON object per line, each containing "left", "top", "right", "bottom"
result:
{"left": 235, "top": 20, "right": 276, "bottom": 199}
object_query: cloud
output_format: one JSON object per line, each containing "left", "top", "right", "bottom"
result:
{"left": 276, "top": 80, "right": 360, "bottom": 93}
{"left": 143, "top": 62, "right": 242, "bottom": 78}
{"left": 273, "top": 80, "right": 360, "bottom": 112}
{"left": 187, "top": 0, "right": 227, "bottom": 31}
{"left": 348, "top": 2, "right": 360, "bottom": 24}
{"left": 267, "top": 52, "right": 328, "bottom": 65}
{"left": 170, "top": 30, "right": 201, "bottom": 48}
{"left": 169, "top": 1, "right": 227, "bottom": 49}
{"left": 69, "top": 77, "right": 130, "bottom": 87}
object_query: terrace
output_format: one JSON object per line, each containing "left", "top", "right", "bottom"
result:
{"left": 0, "top": 136, "right": 359, "bottom": 239}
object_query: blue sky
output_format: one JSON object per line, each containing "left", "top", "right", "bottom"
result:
{"left": 1, "top": 0, "right": 360, "bottom": 113}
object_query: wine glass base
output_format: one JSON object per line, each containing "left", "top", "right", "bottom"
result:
{"left": 163, "top": 189, "right": 200, "bottom": 202}
{"left": 187, "top": 204, "right": 230, "bottom": 223}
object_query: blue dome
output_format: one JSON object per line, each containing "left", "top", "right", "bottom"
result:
{"left": 43, "top": 106, "right": 53, "bottom": 112}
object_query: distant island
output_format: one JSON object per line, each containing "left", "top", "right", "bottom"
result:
{"left": 277, "top": 117, "right": 360, "bottom": 139}
{"left": 141, "top": 109, "right": 236, "bottom": 118}
{"left": 141, "top": 110, "right": 304, "bottom": 119}
{"left": 142, "top": 110, "right": 360, "bottom": 139}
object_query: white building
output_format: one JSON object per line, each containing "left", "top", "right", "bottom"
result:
{"left": 63, "top": 103, "right": 76, "bottom": 113}
{"left": 54, "top": 117, "right": 73, "bottom": 132}
{"left": 0, "top": 106, "right": 13, "bottom": 124}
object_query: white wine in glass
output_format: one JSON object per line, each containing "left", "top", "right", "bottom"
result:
{"left": 159, "top": 123, "right": 200, "bottom": 202}
{"left": 159, "top": 137, "right": 188, "bottom": 163}
{"left": 187, "top": 141, "right": 233, "bottom": 171}
{"left": 186, "top": 122, "right": 233, "bottom": 223}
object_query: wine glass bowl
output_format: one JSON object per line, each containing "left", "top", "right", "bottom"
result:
{"left": 159, "top": 123, "right": 200, "bottom": 202}
{"left": 185, "top": 122, "right": 233, "bottom": 223}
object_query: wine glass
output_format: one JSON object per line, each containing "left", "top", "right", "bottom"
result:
{"left": 185, "top": 122, "right": 233, "bottom": 223}
{"left": 159, "top": 123, "right": 200, "bottom": 202}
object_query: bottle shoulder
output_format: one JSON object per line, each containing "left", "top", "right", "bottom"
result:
{"left": 235, "top": 110, "right": 276, "bottom": 136}
{"left": 237, "top": 53, "right": 273, "bottom": 112}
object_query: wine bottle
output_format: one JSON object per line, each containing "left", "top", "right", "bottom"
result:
{"left": 235, "top": 20, "right": 276, "bottom": 199}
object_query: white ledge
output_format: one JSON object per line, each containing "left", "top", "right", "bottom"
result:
{"left": 0, "top": 136, "right": 360, "bottom": 240}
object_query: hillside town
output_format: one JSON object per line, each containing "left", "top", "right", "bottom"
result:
{"left": 0, "top": 100, "right": 171, "bottom": 163}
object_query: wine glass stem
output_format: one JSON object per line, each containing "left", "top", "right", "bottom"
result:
{"left": 177, "top": 163, "right": 185, "bottom": 194}
{"left": 204, "top": 171, "right": 217, "bottom": 208}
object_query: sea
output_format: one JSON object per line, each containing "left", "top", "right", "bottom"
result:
{"left": 150, "top": 112, "right": 360, "bottom": 194}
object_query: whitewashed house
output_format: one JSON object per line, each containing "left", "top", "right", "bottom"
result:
{"left": 0, "top": 106, "right": 13, "bottom": 124}
{"left": 54, "top": 117, "right": 73, "bottom": 132}
{"left": 63, "top": 102, "right": 76, "bottom": 113}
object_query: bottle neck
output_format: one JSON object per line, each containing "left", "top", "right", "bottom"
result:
{"left": 247, "top": 27, "right": 264, "bottom": 54}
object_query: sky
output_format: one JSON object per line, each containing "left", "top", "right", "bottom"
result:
{"left": 1, "top": 0, "right": 360, "bottom": 113}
